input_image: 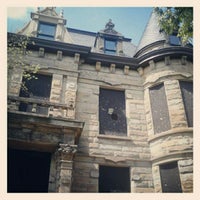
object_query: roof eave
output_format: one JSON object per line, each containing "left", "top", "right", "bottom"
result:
{"left": 137, "top": 46, "right": 193, "bottom": 68}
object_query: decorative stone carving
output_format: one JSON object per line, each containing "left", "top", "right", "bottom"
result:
{"left": 57, "top": 144, "right": 77, "bottom": 157}
{"left": 42, "top": 7, "right": 57, "bottom": 16}
{"left": 103, "top": 19, "right": 118, "bottom": 34}
{"left": 60, "top": 9, "right": 64, "bottom": 18}
{"left": 66, "top": 82, "right": 77, "bottom": 91}
{"left": 55, "top": 143, "right": 77, "bottom": 192}
{"left": 65, "top": 90, "right": 76, "bottom": 108}
{"left": 66, "top": 108, "right": 75, "bottom": 119}
{"left": 58, "top": 144, "right": 77, "bottom": 154}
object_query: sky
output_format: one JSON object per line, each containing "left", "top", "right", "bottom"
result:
{"left": 7, "top": 7, "right": 153, "bottom": 45}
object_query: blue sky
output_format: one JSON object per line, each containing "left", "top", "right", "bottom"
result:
{"left": 7, "top": 7, "right": 153, "bottom": 45}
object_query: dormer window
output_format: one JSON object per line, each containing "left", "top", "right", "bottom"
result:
{"left": 104, "top": 39, "right": 116, "bottom": 55}
{"left": 95, "top": 19, "right": 124, "bottom": 55}
{"left": 37, "top": 22, "right": 56, "bottom": 40}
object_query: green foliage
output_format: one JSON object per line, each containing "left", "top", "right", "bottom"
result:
{"left": 154, "top": 7, "right": 193, "bottom": 44}
{"left": 7, "top": 34, "right": 40, "bottom": 91}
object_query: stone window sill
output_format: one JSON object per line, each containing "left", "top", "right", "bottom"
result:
{"left": 97, "top": 134, "right": 132, "bottom": 141}
{"left": 148, "top": 127, "right": 193, "bottom": 143}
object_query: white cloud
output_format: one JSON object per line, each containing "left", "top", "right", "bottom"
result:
{"left": 7, "top": 7, "right": 36, "bottom": 19}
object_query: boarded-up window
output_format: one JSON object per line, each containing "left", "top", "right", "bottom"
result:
{"left": 160, "top": 162, "right": 182, "bottom": 193}
{"left": 99, "top": 88, "right": 127, "bottom": 136}
{"left": 180, "top": 81, "right": 193, "bottom": 127}
{"left": 149, "top": 83, "right": 170, "bottom": 134}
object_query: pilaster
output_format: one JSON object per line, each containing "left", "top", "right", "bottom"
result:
{"left": 55, "top": 143, "right": 77, "bottom": 192}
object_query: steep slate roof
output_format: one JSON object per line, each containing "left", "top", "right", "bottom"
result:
{"left": 67, "top": 28, "right": 96, "bottom": 47}
{"left": 136, "top": 11, "right": 167, "bottom": 53}
{"left": 67, "top": 27, "right": 137, "bottom": 57}
{"left": 16, "top": 8, "right": 191, "bottom": 59}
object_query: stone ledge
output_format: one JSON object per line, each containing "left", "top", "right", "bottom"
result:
{"left": 148, "top": 127, "right": 193, "bottom": 143}
{"left": 97, "top": 134, "right": 132, "bottom": 141}
{"left": 151, "top": 151, "right": 193, "bottom": 165}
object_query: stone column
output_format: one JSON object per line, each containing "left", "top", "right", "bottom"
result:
{"left": 49, "top": 74, "right": 63, "bottom": 117}
{"left": 64, "top": 77, "right": 77, "bottom": 119}
{"left": 55, "top": 143, "right": 77, "bottom": 192}
{"left": 8, "top": 68, "right": 23, "bottom": 96}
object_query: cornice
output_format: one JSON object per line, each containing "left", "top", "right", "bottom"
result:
{"left": 137, "top": 46, "right": 193, "bottom": 68}
{"left": 8, "top": 33, "right": 193, "bottom": 70}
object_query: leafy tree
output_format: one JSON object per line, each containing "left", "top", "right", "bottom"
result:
{"left": 154, "top": 7, "right": 193, "bottom": 44}
{"left": 7, "top": 33, "right": 40, "bottom": 92}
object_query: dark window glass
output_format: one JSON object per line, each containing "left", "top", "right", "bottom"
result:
{"left": 104, "top": 39, "right": 116, "bottom": 55}
{"left": 169, "top": 35, "right": 181, "bottom": 46}
{"left": 99, "top": 166, "right": 130, "bottom": 193}
{"left": 20, "top": 74, "right": 52, "bottom": 99}
{"left": 38, "top": 22, "right": 56, "bottom": 40}
{"left": 160, "top": 162, "right": 182, "bottom": 193}
{"left": 19, "top": 74, "right": 52, "bottom": 114}
{"left": 149, "top": 83, "right": 171, "bottom": 134}
{"left": 180, "top": 81, "right": 193, "bottom": 127}
{"left": 99, "top": 88, "right": 127, "bottom": 136}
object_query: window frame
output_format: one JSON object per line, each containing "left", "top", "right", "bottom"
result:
{"left": 99, "top": 88, "right": 127, "bottom": 136}
{"left": 37, "top": 22, "right": 56, "bottom": 40}
{"left": 19, "top": 73, "right": 52, "bottom": 115}
{"left": 104, "top": 38, "right": 117, "bottom": 55}
{"left": 159, "top": 161, "right": 182, "bottom": 193}
{"left": 169, "top": 33, "right": 181, "bottom": 46}
{"left": 179, "top": 81, "right": 193, "bottom": 127}
{"left": 149, "top": 83, "right": 171, "bottom": 134}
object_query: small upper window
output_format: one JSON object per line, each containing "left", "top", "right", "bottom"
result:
{"left": 37, "top": 22, "right": 56, "bottom": 40}
{"left": 169, "top": 35, "right": 181, "bottom": 46}
{"left": 104, "top": 39, "right": 116, "bottom": 55}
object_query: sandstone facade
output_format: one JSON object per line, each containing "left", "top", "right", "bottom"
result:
{"left": 7, "top": 7, "right": 193, "bottom": 193}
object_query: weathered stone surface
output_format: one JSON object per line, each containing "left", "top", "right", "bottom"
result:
{"left": 8, "top": 29, "right": 193, "bottom": 193}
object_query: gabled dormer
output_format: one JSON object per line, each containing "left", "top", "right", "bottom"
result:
{"left": 94, "top": 19, "right": 124, "bottom": 56}
{"left": 17, "top": 7, "right": 73, "bottom": 43}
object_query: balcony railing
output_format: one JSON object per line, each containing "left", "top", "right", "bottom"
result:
{"left": 8, "top": 95, "right": 75, "bottom": 119}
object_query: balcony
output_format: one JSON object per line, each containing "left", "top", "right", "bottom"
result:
{"left": 8, "top": 95, "right": 75, "bottom": 119}
{"left": 8, "top": 95, "right": 84, "bottom": 151}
